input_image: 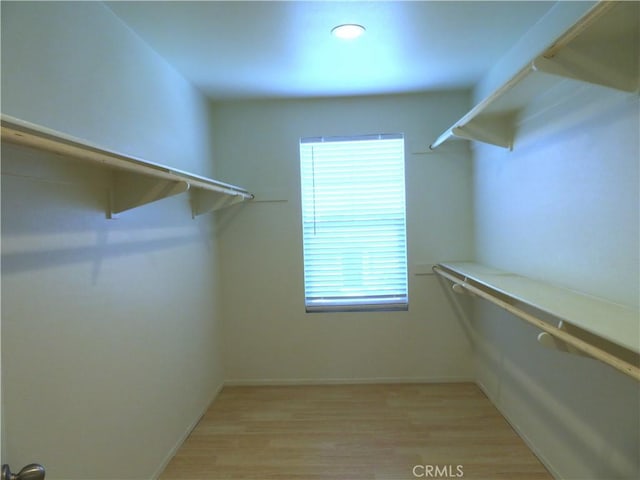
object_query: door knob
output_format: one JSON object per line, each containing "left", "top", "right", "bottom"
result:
{"left": 1, "top": 464, "right": 45, "bottom": 480}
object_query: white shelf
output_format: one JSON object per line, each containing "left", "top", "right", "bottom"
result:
{"left": 430, "top": 1, "right": 639, "bottom": 150}
{"left": 1, "top": 114, "right": 253, "bottom": 217}
{"left": 439, "top": 262, "right": 639, "bottom": 354}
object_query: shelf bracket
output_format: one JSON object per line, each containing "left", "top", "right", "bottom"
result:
{"left": 190, "top": 189, "right": 247, "bottom": 218}
{"left": 108, "top": 171, "right": 189, "bottom": 218}
{"left": 534, "top": 52, "right": 639, "bottom": 93}
{"left": 534, "top": 1, "right": 639, "bottom": 93}
{"left": 452, "top": 283, "right": 473, "bottom": 296}
{"left": 452, "top": 112, "right": 517, "bottom": 150}
{"left": 538, "top": 320, "right": 640, "bottom": 366}
{"left": 537, "top": 321, "right": 589, "bottom": 357}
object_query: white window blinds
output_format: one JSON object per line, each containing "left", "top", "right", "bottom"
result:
{"left": 300, "top": 134, "right": 408, "bottom": 312}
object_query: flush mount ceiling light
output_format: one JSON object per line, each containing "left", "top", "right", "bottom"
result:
{"left": 331, "top": 24, "right": 366, "bottom": 40}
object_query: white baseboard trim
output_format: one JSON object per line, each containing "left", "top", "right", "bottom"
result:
{"left": 475, "top": 380, "right": 561, "bottom": 480}
{"left": 224, "top": 376, "right": 474, "bottom": 386}
{"left": 151, "top": 381, "right": 225, "bottom": 480}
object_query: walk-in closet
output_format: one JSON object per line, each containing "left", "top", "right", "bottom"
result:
{"left": 1, "top": 2, "right": 638, "bottom": 479}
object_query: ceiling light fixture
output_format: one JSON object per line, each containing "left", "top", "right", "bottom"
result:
{"left": 331, "top": 24, "right": 366, "bottom": 40}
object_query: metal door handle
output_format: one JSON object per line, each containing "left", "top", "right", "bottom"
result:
{"left": 1, "top": 464, "right": 45, "bottom": 480}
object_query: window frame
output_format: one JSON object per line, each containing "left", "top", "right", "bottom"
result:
{"left": 299, "top": 133, "right": 409, "bottom": 313}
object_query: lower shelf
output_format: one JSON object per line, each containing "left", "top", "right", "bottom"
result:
{"left": 434, "top": 262, "right": 639, "bottom": 381}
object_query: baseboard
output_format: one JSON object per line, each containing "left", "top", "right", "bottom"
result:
{"left": 475, "top": 380, "right": 561, "bottom": 480}
{"left": 151, "top": 381, "right": 225, "bottom": 480}
{"left": 224, "top": 376, "right": 474, "bottom": 386}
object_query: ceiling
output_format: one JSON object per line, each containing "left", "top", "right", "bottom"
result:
{"left": 106, "top": 1, "right": 555, "bottom": 101}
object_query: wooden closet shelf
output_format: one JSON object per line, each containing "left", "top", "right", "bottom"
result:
{"left": 1, "top": 114, "right": 254, "bottom": 218}
{"left": 434, "top": 262, "right": 640, "bottom": 381}
{"left": 430, "top": 1, "right": 639, "bottom": 150}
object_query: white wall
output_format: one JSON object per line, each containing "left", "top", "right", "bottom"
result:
{"left": 2, "top": 3, "right": 224, "bottom": 478}
{"left": 471, "top": 2, "right": 640, "bottom": 478}
{"left": 211, "top": 93, "right": 475, "bottom": 384}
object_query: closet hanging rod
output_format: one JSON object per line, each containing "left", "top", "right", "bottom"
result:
{"left": 432, "top": 265, "right": 640, "bottom": 381}
{"left": 0, "top": 114, "right": 254, "bottom": 200}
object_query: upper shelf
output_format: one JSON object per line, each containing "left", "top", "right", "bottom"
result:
{"left": 430, "top": 1, "right": 639, "bottom": 150}
{"left": 1, "top": 114, "right": 253, "bottom": 218}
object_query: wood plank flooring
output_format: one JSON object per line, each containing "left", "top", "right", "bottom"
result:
{"left": 159, "top": 383, "right": 552, "bottom": 480}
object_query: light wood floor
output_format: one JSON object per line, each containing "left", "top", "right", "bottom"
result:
{"left": 160, "top": 383, "right": 552, "bottom": 480}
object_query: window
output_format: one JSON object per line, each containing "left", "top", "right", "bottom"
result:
{"left": 300, "top": 134, "right": 408, "bottom": 312}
